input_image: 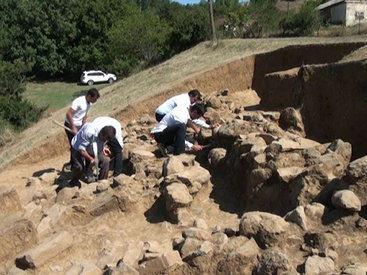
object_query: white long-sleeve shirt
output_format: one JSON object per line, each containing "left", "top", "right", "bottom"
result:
{"left": 71, "top": 123, "right": 104, "bottom": 155}
{"left": 151, "top": 106, "right": 210, "bottom": 148}
{"left": 155, "top": 93, "right": 190, "bottom": 116}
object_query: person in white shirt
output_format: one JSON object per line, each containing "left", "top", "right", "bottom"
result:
{"left": 151, "top": 104, "right": 209, "bottom": 156}
{"left": 92, "top": 116, "right": 124, "bottom": 177}
{"left": 155, "top": 89, "right": 202, "bottom": 122}
{"left": 70, "top": 123, "right": 115, "bottom": 187}
{"left": 64, "top": 88, "right": 100, "bottom": 169}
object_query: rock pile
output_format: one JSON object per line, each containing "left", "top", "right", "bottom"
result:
{"left": 1, "top": 88, "right": 367, "bottom": 274}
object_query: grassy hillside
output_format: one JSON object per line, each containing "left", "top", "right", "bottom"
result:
{"left": 1, "top": 36, "right": 367, "bottom": 170}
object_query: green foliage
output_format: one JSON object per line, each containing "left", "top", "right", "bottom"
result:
{"left": 245, "top": 0, "right": 284, "bottom": 37}
{"left": 0, "top": 59, "right": 28, "bottom": 99}
{"left": 279, "top": 0, "right": 322, "bottom": 36}
{"left": 159, "top": 3, "right": 211, "bottom": 54}
{"left": 0, "top": 96, "right": 46, "bottom": 129}
{"left": 107, "top": 5, "right": 172, "bottom": 75}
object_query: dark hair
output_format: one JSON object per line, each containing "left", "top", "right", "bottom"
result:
{"left": 87, "top": 88, "right": 100, "bottom": 99}
{"left": 190, "top": 103, "right": 206, "bottom": 116}
{"left": 100, "top": 126, "right": 116, "bottom": 139}
{"left": 188, "top": 89, "right": 202, "bottom": 99}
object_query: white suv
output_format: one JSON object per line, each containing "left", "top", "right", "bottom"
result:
{"left": 80, "top": 70, "right": 117, "bottom": 86}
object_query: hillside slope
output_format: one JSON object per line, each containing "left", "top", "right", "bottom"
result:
{"left": 0, "top": 36, "right": 366, "bottom": 171}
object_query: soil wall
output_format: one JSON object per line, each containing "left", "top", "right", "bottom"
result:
{"left": 300, "top": 61, "right": 367, "bottom": 159}
{"left": 252, "top": 43, "right": 367, "bottom": 102}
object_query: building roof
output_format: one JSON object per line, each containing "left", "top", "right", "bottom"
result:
{"left": 316, "top": 0, "right": 345, "bottom": 10}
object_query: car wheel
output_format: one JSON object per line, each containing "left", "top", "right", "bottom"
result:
{"left": 87, "top": 80, "right": 94, "bottom": 86}
{"left": 108, "top": 78, "right": 114, "bottom": 84}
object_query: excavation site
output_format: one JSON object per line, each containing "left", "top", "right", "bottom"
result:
{"left": 1, "top": 41, "right": 367, "bottom": 274}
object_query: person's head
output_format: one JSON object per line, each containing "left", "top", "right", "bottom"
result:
{"left": 86, "top": 88, "right": 100, "bottom": 104}
{"left": 189, "top": 103, "right": 205, "bottom": 120}
{"left": 188, "top": 89, "right": 202, "bottom": 104}
{"left": 99, "top": 126, "right": 116, "bottom": 142}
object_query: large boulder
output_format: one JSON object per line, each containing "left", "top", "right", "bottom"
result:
{"left": 239, "top": 212, "right": 289, "bottom": 249}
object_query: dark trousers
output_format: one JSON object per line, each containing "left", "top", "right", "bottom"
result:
{"left": 153, "top": 123, "right": 186, "bottom": 155}
{"left": 107, "top": 137, "right": 123, "bottom": 176}
{"left": 70, "top": 148, "right": 110, "bottom": 185}
{"left": 155, "top": 112, "right": 165, "bottom": 122}
{"left": 64, "top": 121, "right": 81, "bottom": 164}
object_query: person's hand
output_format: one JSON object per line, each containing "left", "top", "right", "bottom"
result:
{"left": 89, "top": 159, "right": 95, "bottom": 169}
{"left": 211, "top": 123, "right": 220, "bottom": 129}
{"left": 103, "top": 147, "right": 111, "bottom": 156}
{"left": 192, "top": 144, "right": 203, "bottom": 151}
{"left": 71, "top": 126, "right": 78, "bottom": 135}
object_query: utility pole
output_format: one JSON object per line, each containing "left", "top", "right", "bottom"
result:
{"left": 208, "top": 0, "right": 217, "bottom": 47}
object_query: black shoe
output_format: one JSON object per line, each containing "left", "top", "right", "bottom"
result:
{"left": 157, "top": 143, "right": 168, "bottom": 157}
{"left": 63, "top": 162, "right": 72, "bottom": 172}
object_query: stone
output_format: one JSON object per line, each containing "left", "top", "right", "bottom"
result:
{"left": 163, "top": 182, "right": 193, "bottom": 212}
{"left": 0, "top": 187, "right": 24, "bottom": 216}
{"left": 253, "top": 248, "right": 292, "bottom": 275}
{"left": 279, "top": 107, "right": 305, "bottom": 135}
{"left": 284, "top": 205, "right": 308, "bottom": 230}
{"left": 0, "top": 216, "right": 37, "bottom": 272}
{"left": 276, "top": 166, "right": 306, "bottom": 183}
{"left": 16, "top": 231, "right": 73, "bottom": 269}
{"left": 304, "top": 203, "right": 327, "bottom": 220}
{"left": 193, "top": 218, "right": 208, "bottom": 230}
{"left": 64, "top": 262, "right": 101, "bottom": 275}
{"left": 208, "top": 148, "right": 227, "bottom": 168}
{"left": 139, "top": 251, "right": 183, "bottom": 274}
{"left": 304, "top": 255, "right": 335, "bottom": 275}
{"left": 346, "top": 155, "right": 367, "bottom": 182}
{"left": 331, "top": 190, "right": 361, "bottom": 212}
{"left": 342, "top": 263, "right": 367, "bottom": 275}
{"left": 162, "top": 156, "right": 185, "bottom": 177}
{"left": 182, "top": 227, "right": 212, "bottom": 241}
{"left": 38, "top": 170, "right": 59, "bottom": 185}
{"left": 229, "top": 238, "right": 260, "bottom": 260}
{"left": 121, "top": 241, "right": 145, "bottom": 268}
{"left": 164, "top": 166, "right": 210, "bottom": 195}
{"left": 239, "top": 211, "right": 289, "bottom": 249}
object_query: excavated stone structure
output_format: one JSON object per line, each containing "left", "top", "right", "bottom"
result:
{"left": 1, "top": 42, "right": 367, "bottom": 274}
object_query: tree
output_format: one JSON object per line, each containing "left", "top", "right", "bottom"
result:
{"left": 106, "top": 5, "right": 171, "bottom": 75}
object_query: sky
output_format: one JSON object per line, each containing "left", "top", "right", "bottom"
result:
{"left": 172, "top": 0, "right": 247, "bottom": 5}
{"left": 172, "top": 0, "right": 202, "bottom": 4}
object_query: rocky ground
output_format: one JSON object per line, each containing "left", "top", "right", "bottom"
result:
{"left": 1, "top": 85, "right": 367, "bottom": 275}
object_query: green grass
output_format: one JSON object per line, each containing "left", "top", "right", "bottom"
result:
{"left": 24, "top": 82, "right": 109, "bottom": 111}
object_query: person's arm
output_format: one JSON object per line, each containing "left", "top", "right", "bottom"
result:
{"left": 82, "top": 113, "right": 88, "bottom": 125}
{"left": 187, "top": 120, "right": 201, "bottom": 134}
{"left": 79, "top": 150, "right": 95, "bottom": 168}
{"left": 66, "top": 108, "right": 78, "bottom": 134}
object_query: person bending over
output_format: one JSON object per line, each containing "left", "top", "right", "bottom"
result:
{"left": 151, "top": 104, "right": 216, "bottom": 156}
{"left": 70, "top": 124, "right": 115, "bottom": 187}
{"left": 92, "top": 116, "right": 124, "bottom": 177}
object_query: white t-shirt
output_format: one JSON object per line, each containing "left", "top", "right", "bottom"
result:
{"left": 92, "top": 116, "right": 124, "bottom": 148}
{"left": 155, "top": 93, "right": 190, "bottom": 116}
{"left": 65, "top": 96, "right": 91, "bottom": 126}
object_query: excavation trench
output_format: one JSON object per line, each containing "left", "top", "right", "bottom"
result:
{"left": 10, "top": 42, "right": 367, "bottom": 167}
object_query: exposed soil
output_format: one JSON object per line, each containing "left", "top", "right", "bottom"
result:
{"left": 1, "top": 41, "right": 367, "bottom": 274}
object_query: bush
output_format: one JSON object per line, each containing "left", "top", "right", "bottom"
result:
{"left": 279, "top": 0, "right": 322, "bottom": 36}
{"left": 0, "top": 117, "right": 15, "bottom": 147}
{"left": 0, "top": 96, "right": 46, "bottom": 129}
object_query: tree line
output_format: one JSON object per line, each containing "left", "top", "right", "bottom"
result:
{"left": 0, "top": 0, "right": 323, "bottom": 143}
